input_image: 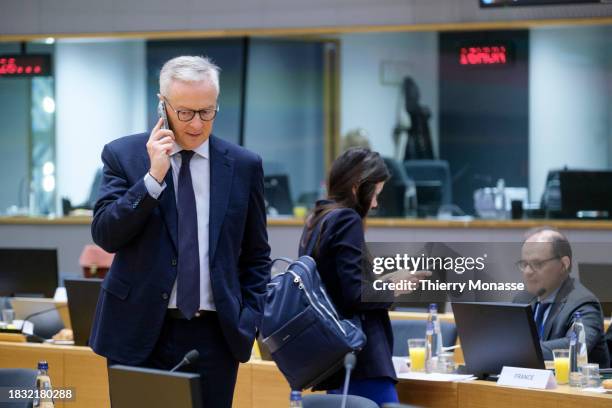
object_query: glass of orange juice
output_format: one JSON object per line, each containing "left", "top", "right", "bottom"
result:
{"left": 293, "top": 206, "right": 307, "bottom": 219}
{"left": 553, "top": 349, "right": 570, "bottom": 385}
{"left": 408, "top": 339, "right": 427, "bottom": 372}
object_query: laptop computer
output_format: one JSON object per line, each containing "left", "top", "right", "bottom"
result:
{"left": 108, "top": 365, "right": 202, "bottom": 408}
{"left": 452, "top": 302, "right": 544, "bottom": 379}
{"left": 64, "top": 278, "right": 102, "bottom": 346}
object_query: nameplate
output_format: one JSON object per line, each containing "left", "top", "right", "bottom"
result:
{"left": 21, "top": 321, "right": 34, "bottom": 336}
{"left": 497, "top": 366, "right": 557, "bottom": 389}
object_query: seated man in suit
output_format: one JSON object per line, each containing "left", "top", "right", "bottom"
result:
{"left": 514, "top": 227, "right": 610, "bottom": 368}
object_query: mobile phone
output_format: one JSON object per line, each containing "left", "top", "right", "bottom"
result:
{"left": 157, "top": 100, "right": 169, "bottom": 130}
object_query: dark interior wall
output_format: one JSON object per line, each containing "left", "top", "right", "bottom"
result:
{"left": 146, "top": 39, "right": 246, "bottom": 145}
{"left": 439, "top": 30, "right": 529, "bottom": 214}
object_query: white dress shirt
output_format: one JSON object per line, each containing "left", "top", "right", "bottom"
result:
{"left": 144, "top": 139, "right": 214, "bottom": 311}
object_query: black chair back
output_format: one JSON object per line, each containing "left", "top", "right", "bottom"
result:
{"left": 303, "top": 394, "right": 377, "bottom": 408}
{"left": 0, "top": 368, "right": 37, "bottom": 408}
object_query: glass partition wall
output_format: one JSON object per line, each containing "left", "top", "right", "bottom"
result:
{"left": 0, "top": 22, "right": 610, "bottom": 219}
{"left": 0, "top": 42, "right": 55, "bottom": 215}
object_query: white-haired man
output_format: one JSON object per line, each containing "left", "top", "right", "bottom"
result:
{"left": 90, "top": 56, "right": 271, "bottom": 407}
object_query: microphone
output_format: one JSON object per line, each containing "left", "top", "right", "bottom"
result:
{"left": 340, "top": 353, "right": 357, "bottom": 408}
{"left": 170, "top": 349, "right": 199, "bottom": 372}
{"left": 344, "top": 352, "right": 356, "bottom": 370}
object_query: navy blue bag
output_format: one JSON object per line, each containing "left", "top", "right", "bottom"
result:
{"left": 261, "top": 212, "right": 367, "bottom": 390}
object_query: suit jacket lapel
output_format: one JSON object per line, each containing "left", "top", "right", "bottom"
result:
{"left": 543, "top": 278, "right": 572, "bottom": 340}
{"left": 209, "top": 136, "right": 234, "bottom": 262}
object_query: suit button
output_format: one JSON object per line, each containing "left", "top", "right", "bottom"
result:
{"left": 171, "top": 259, "right": 177, "bottom": 266}
{"left": 162, "top": 292, "right": 169, "bottom": 300}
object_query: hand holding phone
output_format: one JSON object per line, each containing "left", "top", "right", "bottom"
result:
{"left": 147, "top": 101, "right": 174, "bottom": 183}
{"left": 157, "top": 100, "right": 169, "bottom": 130}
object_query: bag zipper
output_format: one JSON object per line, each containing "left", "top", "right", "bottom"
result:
{"left": 286, "top": 269, "right": 347, "bottom": 336}
{"left": 294, "top": 258, "right": 361, "bottom": 333}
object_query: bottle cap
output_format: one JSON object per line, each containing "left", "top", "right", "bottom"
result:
{"left": 290, "top": 390, "right": 302, "bottom": 401}
{"left": 38, "top": 361, "right": 48, "bottom": 370}
{"left": 429, "top": 303, "right": 438, "bottom": 312}
{"left": 574, "top": 311, "right": 582, "bottom": 319}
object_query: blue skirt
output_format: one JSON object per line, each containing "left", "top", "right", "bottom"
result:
{"left": 328, "top": 377, "right": 399, "bottom": 406}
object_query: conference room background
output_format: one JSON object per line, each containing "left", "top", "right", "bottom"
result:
{"left": 0, "top": 23, "right": 611, "bottom": 218}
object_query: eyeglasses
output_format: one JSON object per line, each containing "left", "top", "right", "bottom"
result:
{"left": 516, "top": 256, "right": 560, "bottom": 272}
{"left": 163, "top": 97, "right": 219, "bottom": 122}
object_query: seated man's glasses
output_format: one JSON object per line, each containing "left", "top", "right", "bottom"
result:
{"left": 515, "top": 256, "right": 560, "bottom": 272}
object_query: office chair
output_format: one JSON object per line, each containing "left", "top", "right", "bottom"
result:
{"left": 0, "top": 368, "right": 37, "bottom": 408}
{"left": 62, "top": 168, "right": 103, "bottom": 214}
{"left": 263, "top": 174, "right": 294, "bottom": 216}
{"left": 391, "top": 320, "right": 457, "bottom": 357}
{"left": 303, "top": 394, "right": 378, "bottom": 408}
{"left": 376, "top": 157, "right": 416, "bottom": 218}
{"left": 403, "top": 160, "right": 452, "bottom": 217}
{"left": 577, "top": 263, "right": 612, "bottom": 318}
{"left": 29, "top": 310, "right": 65, "bottom": 340}
{"left": 262, "top": 161, "right": 288, "bottom": 176}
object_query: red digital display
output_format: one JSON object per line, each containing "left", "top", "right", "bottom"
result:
{"left": 459, "top": 46, "right": 508, "bottom": 66}
{"left": 0, "top": 55, "right": 51, "bottom": 77}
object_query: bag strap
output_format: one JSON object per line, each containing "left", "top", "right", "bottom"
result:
{"left": 305, "top": 209, "right": 340, "bottom": 256}
{"left": 269, "top": 257, "right": 294, "bottom": 269}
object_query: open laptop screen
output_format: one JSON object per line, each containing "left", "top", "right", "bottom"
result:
{"left": 452, "top": 302, "right": 544, "bottom": 378}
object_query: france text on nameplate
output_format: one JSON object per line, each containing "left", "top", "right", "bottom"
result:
{"left": 497, "top": 366, "right": 557, "bottom": 389}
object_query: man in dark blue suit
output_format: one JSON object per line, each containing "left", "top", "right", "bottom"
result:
{"left": 90, "top": 56, "right": 271, "bottom": 408}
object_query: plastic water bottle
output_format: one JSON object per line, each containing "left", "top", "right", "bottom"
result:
{"left": 427, "top": 303, "right": 443, "bottom": 358}
{"left": 425, "top": 320, "right": 435, "bottom": 373}
{"left": 569, "top": 312, "right": 588, "bottom": 386}
{"left": 289, "top": 390, "right": 303, "bottom": 408}
{"left": 494, "top": 178, "right": 507, "bottom": 219}
{"left": 573, "top": 312, "right": 588, "bottom": 367}
{"left": 569, "top": 331, "right": 580, "bottom": 387}
{"left": 33, "top": 361, "right": 54, "bottom": 408}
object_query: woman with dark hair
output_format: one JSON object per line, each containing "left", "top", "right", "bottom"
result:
{"left": 298, "top": 147, "right": 426, "bottom": 406}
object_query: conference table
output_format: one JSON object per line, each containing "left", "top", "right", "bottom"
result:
{"left": 1, "top": 339, "right": 611, "bottom": 408}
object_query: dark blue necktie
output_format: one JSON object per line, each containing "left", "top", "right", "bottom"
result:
{"left": 177, "top": 150, "right": 200, "bottom": 319}
{"left": 534, "top": 301, "right": 551, "bottom": 339}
